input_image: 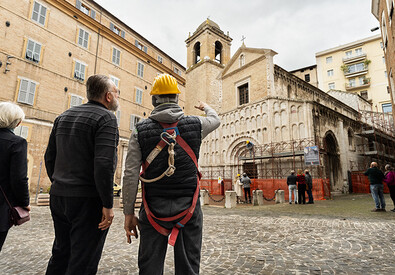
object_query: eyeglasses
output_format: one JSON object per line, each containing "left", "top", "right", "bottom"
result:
{"left": 109, "top": 89, "right": 120, "bottom": 96}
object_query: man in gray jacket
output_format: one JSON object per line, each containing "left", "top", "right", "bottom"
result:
{"left": 241, "top": 173, "right": 252, "bottom": 203}
{"left": 122, "top": 74, "right": 220, "bottom": 275}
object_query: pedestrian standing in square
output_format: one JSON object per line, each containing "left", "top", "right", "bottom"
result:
{"left": 44, "top": 75, "right": 119, "bottom": 274}
{"left": 296, "top": 169, "right": 306, "bottom": 204}
{"left": 305, "top": 169, "right": 314, "bottom": 204}
{"left": 384, "top": 164, "right": 395, "bottom": 212}
{"left": 364, "top": 162, "right": 385, "bottom": 212}
{"left": 287, "top": 170, "right": 297, "bottom": 204}
{"left": 241, "top": 173, "right": 252, "bottom": 204}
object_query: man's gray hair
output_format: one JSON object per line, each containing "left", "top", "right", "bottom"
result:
{"left": 0, "top": 102, "right": 25, "bottom": 129}
{"left": 86, "top": 74, "right": 113, "bottom": 101}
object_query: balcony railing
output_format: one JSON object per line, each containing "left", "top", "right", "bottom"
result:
{"left": 345, "top": 80, "right": 371, "bottom": 91}
{"left": 342, "top": 53, "right": 367, "bottom": 64}
{"left": 343, "top": 66, "right": 368, "bottom": 77}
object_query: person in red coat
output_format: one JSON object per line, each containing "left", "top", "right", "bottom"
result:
{"left": 296, "top": 169, "right": 306, "bottom": 204}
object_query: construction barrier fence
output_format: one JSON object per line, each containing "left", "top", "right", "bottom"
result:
{"left": 350, "top": 172, "right": 389, "bottom": 194}
{"left": 200, "top": 178, "right": 331, "bottom": 201}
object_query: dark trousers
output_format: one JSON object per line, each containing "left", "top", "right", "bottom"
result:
{"left": 306, "top": 189, "right": 314, "bottom": 203}
{"left": 0, "top": 230, "right": 8, "bottom": 252}
{"left": 298, "top": 184, "right": 306, "bottom": 204}
{"left": 244, "top": 187, "right": 252, "bottom": 202}
{"left": 138, "top": 203, "right": 203, "bottom": 275}
{"left": 389, "top": 186, "right": 395, "bottom": 209}
{"left": 46, "top": 196, "right": 108, "bottom": 275}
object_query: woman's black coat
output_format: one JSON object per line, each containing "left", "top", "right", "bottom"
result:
{"left": 0, "top": 128, "right": 29, "bottom": 232}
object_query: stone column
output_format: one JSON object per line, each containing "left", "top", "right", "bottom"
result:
{"left": 253, "top": 190, "right": 264, "bottom": 206}
{"left": 200, "top": 189, "right": 209, "bottom": 206}
{"left": 225, "top": 191, "right": 237, "bottom": 208}
{"left": 275, "top": 190, "right": 285, "bottom": 203}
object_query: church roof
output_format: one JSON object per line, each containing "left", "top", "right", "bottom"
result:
{"left": 195, "top": 18, "right": 221, "bottom": 33}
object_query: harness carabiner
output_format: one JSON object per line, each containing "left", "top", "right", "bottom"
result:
{"left": 160, "top": 132, "right": 177, "bottom": 145}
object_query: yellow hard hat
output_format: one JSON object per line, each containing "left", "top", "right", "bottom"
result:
{"left": 237, "top": 174, "right": 240, "bottom": 177}
{"left": 150, "top": 74, "right": 181, "bottom": 95}
{"left": 246, "top": 140, "right": 250, "bottom": 144}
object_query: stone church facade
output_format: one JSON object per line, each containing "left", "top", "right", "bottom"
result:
{"left": 185, "top": 19, "right": 394, "bottom": 193}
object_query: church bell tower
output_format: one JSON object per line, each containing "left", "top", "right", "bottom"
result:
{"left": 185, "top": 19, "right": 232, "bottom": 115}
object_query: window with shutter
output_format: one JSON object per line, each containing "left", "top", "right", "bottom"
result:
{"left": 137, "top": 62, "right": 144, "bottom": 78}
{"left": 112, "top": 48, "right": 121, "bottom": 65}
{"left": 74, "top": 61, "right": 86, "bottom": 81}
{"left": 130, "top": 115, "right": 140, "bottom": 130}
{"left": 78, "top": 29, "right": 89, "bottom": 48}
{"left": 17, "top": 78, "right": 37, "bottom": 105}
{"left": 14, "top": 125, "right": 29, "bottom": 139}
{"left": 31, "top": 1, "right": 47, "bottom": 26}
{"left": 70, "top": 94, "right": 83, "bottom": 107}
{"left": 110, "top": 75, "right": 120, "bottom": 87}
{"left": 90, "top": 9, "right": 96, "bottom": 19}
{"left": 76, "top": 0, "right": 82, "bottom": 9}
{"left": 136, "top": 88, "right": 143, "bottom": 104}
{"left": 25, "top": 39, "right": 42, "bottom": 63}
{"left": 116, "top": 110, "right": 121, "bottom": 126}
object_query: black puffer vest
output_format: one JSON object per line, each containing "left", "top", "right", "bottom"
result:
{"left": 137, "top": 116, "right": 202, "bottom": 198}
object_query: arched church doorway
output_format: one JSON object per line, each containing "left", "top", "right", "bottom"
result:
{"left": 323, "top": 131, "right": 342, "bottom": 191}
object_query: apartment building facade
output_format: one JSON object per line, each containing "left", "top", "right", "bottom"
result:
{"left": 316, "top": 35, "right": 391, "bottom": 113}
{"left": 372, "top": 0, "right": 395, "bottom": 122}
{"left": 0, "top": 0, "right": 186, "bottom": 192}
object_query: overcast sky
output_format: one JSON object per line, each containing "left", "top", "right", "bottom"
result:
{"left": 95, "top": 0, "right": 379, "bottom": 71}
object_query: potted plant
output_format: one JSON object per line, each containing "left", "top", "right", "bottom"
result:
{"left": 341, "top": 65, "right": 349, "bottom": 73}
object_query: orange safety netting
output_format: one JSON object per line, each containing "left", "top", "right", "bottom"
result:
{"left": 200, "top": 178, "right": 331, "bottom": 200}
{"left": 350, "top": 172, "right": 389, "bottom": 194}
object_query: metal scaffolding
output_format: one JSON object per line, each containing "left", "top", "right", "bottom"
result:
{"left": 354, "top": 110, "right": 395, "bottom": 171}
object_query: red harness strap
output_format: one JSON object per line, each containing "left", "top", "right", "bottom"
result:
{"left": 140, "top": 121, "right": 201, "bottom": 246}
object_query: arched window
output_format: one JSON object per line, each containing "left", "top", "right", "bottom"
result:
{"left": 215, "top": 41, "right": 222, "bottom": 63}
{"left": 240, "top": 54, "right": 245, "bottom": 67}
{"left": 194, "top": 42, "right": 201, "bottom": 64}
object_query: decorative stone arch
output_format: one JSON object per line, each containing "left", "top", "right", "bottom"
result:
{"left": 323, "top": 130, "right": 342, "bottom": 191}
{"left": 226, "top": 136, "right": 259, "bottom": 164}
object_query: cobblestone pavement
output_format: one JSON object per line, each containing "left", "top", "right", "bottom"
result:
{"left": 1, "top": 203, "right": 395, "bottom": 275}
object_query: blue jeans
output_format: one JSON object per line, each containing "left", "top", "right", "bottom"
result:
{"left": 370, "top": 184, "right": 386, "bottom": 209}
{"left": 288, "top": 185, "right": 297, "bottom": 203}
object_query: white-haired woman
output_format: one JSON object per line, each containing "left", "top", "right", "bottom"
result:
{"left": 0, "top": 102, "right": 30, "bottom": 251}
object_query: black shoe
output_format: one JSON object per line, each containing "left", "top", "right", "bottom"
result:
{"left": 289, "top": 202, "right": 292, "bottom": 204}
{"left": 371, "top": 208, "right": 380, "bottom": 212}
{"left": 295, "top": 202, "right": 298, "bottom": 204}
{"left": 391, "top": 209, "right": 395, "bottom": 212}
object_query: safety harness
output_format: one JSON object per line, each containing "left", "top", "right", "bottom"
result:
{"left": 139, "top": 121, "right": 201, "bottom": 246}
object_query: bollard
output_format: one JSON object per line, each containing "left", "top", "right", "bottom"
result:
{"left": 37, "top": 193, "right": 50, "bottom": 206}
{"left": 225, "top": 191, "right": 237, "bottom": 208}
{"left": 253, "top": 190, "right": 264, "bottom": 206}
{"left": 200, "top": 189, "right": 209, "bottom": 206}
{"left": 275, "top": 190, "right": 285, "bottom": 204}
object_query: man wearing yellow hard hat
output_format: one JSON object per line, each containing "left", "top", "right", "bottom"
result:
{"left": 122, "top": 73, "right": 220, "bottom": 274}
